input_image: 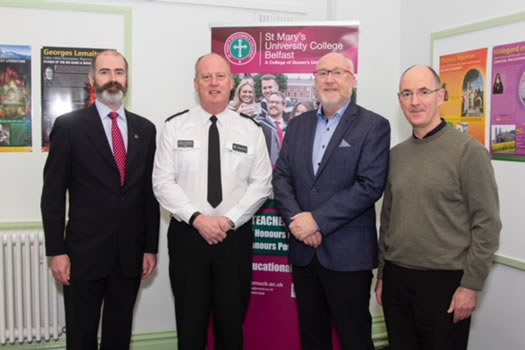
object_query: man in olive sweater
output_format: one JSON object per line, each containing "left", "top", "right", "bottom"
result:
{"left": 376, "top": 65, "right": 501, "bottom": 350}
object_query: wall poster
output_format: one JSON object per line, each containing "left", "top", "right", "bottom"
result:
{"left": 41, "top": 46, "right": 105, "bottom": 151}
{"left": 0, "top": 44, "right": 31, "bottom": 152}
{"left": 439, "top": 48, "right": 488, "bottom": 144}
{"left": 490, "top": 41, "right": 525, "bottom": 161}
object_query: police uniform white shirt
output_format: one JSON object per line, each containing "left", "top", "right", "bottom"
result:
{"left": 153, "top": 105, "right": 272, "bottom": 228}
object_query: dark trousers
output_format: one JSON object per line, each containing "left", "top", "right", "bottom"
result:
{"left": 293, "top": 256, "right": 375, "bottom": 350}
{"left": 382, "top": 262, "right": 471, "bottom": 350}
{"left": 168, "top": 218, "right": 253, "bottom": 350}
{"left": 63, "top": 266, "right": 141, "bottom": 350}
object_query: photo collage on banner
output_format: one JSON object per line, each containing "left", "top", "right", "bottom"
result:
{"left": 439, "top": 48, "right": 488, "bottom": 144}
{"left": 0, "top": 45, "right": 31, "bottom": 152}
{"left": 212, "top": 23, "right": 359, "bottom": 350}
{"left": 41, "top": 47, "right": 105, "bottom": 151}
{"left": 490, "top": 41, "right": 525, "bottom": 161}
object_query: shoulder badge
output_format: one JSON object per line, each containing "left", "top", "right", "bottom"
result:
{"left": 165, "top": 109, "right": 189, "bottom": 122}
{"left": 239, "top": 112, "right": 261, "bottom": 127}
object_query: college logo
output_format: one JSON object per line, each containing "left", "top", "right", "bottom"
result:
{"left": 224, "top": 32, "right": 256, "bottom": 65}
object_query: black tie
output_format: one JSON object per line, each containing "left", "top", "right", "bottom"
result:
{"left": 208, "top": 115, "right": 222, "bottom": 208}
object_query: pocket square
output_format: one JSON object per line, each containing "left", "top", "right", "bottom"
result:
{"left": 339, "top": 139, "right": 352, "bottom": 148}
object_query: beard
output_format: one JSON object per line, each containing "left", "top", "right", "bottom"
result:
{"left": 93, "top": 80, "right": 127, "bottom": 106}
{"left": 318, "top": 94, "right": 343, "bottom": 111}
{"left": 317, "top": 89, "right": 351, "bottom": 112}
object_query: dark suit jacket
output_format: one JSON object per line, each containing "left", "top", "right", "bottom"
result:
{"left": 41, "top": 104, "right": 159, "bottom": 279}
{"left": 272, "top": 101, "right": 390, "bottom": 272}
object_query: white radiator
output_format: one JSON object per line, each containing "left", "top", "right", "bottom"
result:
{"left": 0, "top": 231, "right": 64, "bottom": 344}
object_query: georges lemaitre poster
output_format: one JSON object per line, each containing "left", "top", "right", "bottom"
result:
{"left": 211, "top": 23, "right": 359, "bottom": 350}
{"left": 41, "top": 46, "right": 105, "bottom": 151}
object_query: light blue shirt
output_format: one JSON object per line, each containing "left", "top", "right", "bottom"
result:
{"left": 95, "top": 100, "right": 128, "bottom": 152}
{"left": 312, "top": 100, "right": 350, "bottom": 174}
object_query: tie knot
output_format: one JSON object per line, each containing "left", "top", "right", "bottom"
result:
{"left": 210, "top": 115, "right": 217, "bottom": 124}
{"left": 108, "top": 112, "right": 119, "bottom": 120}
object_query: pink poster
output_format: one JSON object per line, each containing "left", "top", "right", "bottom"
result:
{"left": 210, "top": 23, "right": 359, "bottom": 350}
{"left": 490, "top": 41, "right": 525, "bottom": 161}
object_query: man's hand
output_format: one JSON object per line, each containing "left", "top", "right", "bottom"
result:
{"left": 375, "top": 279, "right": 383, "bottom": 305}
{"left": 217, "top": 216, "right": 234, "bottom": 233}
{"left": 51, "top": 254, "right": 71, "bottom": 286}
{"left": 142, "top": 253, "right": 157, "bottom": 279}
{"left": 303, "top": 231, "right": 323, "bottom": 248}
{"left": 193, "top": 215, "right": 228, "bottom": 245}
{"left": 447, "top": 286, "right": 478, "bottom": 323}
{"left": 289, "top": 212, "right": 319, "bottom": 240}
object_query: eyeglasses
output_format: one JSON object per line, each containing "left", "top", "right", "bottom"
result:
{"left": 199, "top": 72, "right": 229, "bottom": 82}
{"left": 268, "top": 100, "right": 284, "bottom": 105}
{"left": 313, "top": 69, "right": 352, "bottom": 79}
{"left": 398, "top": 88, "right": 441, "bottom": 100}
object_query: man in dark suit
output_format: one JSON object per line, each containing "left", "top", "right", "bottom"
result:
{"left": 41, "top": 50, "right": 159, "bottom": 350}
{"left": 272, "top": 52, "right": 390, "bottom": 350}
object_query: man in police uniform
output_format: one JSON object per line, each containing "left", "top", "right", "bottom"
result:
{"left": 152, "top": 53, "right": 272, "bottom": 350}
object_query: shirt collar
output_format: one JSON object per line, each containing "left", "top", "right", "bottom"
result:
{"left": 316, "top": 99, "right": 351, "bottom": 121}
{"left": 412, "top": 118, "right": 447, "bottom": 139}
{"left": 198, "top": 105, "right": 230, "bottom": 126}
{"left": 95, "top": 100, "right": 126, "bottom": 121}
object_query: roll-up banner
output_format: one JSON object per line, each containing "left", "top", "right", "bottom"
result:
{"left": 211, "top": 22, "right": 359, "bottom": 349}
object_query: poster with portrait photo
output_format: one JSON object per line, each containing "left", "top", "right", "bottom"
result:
{"left": 213, "top": 23, "right": 359, "bottom": 350}
{"left": 490, "top": 41, "right": 525, "bottom": 161}
{"left": 230, "top": 72, "right": 319, "bottom": 166}
{"left": 41, "top": 46, "right": 106, "bottom": 151}
{"left": 439, "top": 48, "right": 488, "bottom": 145}
{"left": 0, "top": 44, "right": 31, "bottom": 152}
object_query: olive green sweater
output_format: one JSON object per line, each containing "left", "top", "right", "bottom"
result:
{"left": 378, "top": 125, "right": 501, "bottom": 291}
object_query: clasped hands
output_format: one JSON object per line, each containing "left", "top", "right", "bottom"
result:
{"left": 289, "top": 212, "right": 322, "bottom": 248}
{"left": 193, "top": 214, "right": 233, "bottom": 245}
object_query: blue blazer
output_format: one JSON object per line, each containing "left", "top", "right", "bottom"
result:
{"left": 272, "top": 101, "right": 390, "bottom": 272}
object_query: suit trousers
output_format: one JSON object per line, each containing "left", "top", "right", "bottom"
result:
{"left": 63, "top": 264, "right": 141, "bottom": 350}
{"left": 382, "top": 261, "right": 471, "bottom": 350}
{"left": 293, "top": 255, "right": 374, "bottom": 350}
{"left": 168, "top": 218, "right": 253, "bottom": 350}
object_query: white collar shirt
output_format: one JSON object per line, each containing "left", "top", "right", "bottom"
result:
{"left": 152, "top": 105, "right": 272, "bottom": 228}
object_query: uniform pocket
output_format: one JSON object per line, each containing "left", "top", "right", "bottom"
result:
{"left": 224, "top": 141, "right": 254, "bottom": 180}
{"left": 173, "top": 139, "right": 200, "bottom": 172}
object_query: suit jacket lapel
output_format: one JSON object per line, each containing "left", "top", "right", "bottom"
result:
{"left": 305, "top": 113, "right": 318, "bottom": 180}
{"left": 315, "top": 102, "right": 357, "bottom": 180}
{"left": 82, "top": 105, "right": 118, "bottom": 171}
{"left": 125, "top": 111, "right": 139, "bottom": 181}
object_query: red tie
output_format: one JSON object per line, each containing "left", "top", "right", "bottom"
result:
{"left": 108, "top": 112, "right": 126, "bottom": 186}
{"left": 275, "top": 121, "right": 285, "bottom": 146}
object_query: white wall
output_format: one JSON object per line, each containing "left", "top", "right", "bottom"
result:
{"left": 0, "top": 0, "right": 405, "bottom": 335}
{"left": 5, "top": 1, "right": 521, "bottom": 347}
{"left": 400, "top": 1, "right": 525, "bottom": 349}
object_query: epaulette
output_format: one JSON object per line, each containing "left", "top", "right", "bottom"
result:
{"left": 165, "top": 109, "right": 189, "bottom": 122}
{"left": 239, "top": 112, "right": 261, "bottom": 127}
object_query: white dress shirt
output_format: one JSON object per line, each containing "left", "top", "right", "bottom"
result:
{"left": 152, "top": 106, "right": 272, "bottom": 228}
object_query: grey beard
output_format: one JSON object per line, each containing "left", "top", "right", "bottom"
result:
{"left": 97, "top": 89, "right": 125, "bottom": 106}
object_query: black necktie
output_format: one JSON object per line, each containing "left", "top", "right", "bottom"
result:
{"left": 208, "top": 115, "right": 222, "bottom": 208}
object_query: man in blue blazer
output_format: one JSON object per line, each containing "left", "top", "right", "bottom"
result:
{"left": 41, "top": 50, "right": 159, "bottom": 350}
{"left": 273, "top": 52, "right": 390, "bottom": 350}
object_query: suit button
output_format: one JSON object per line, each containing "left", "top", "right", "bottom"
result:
{"left": 311, "top": 189, "right": 317, "bottom": 195}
